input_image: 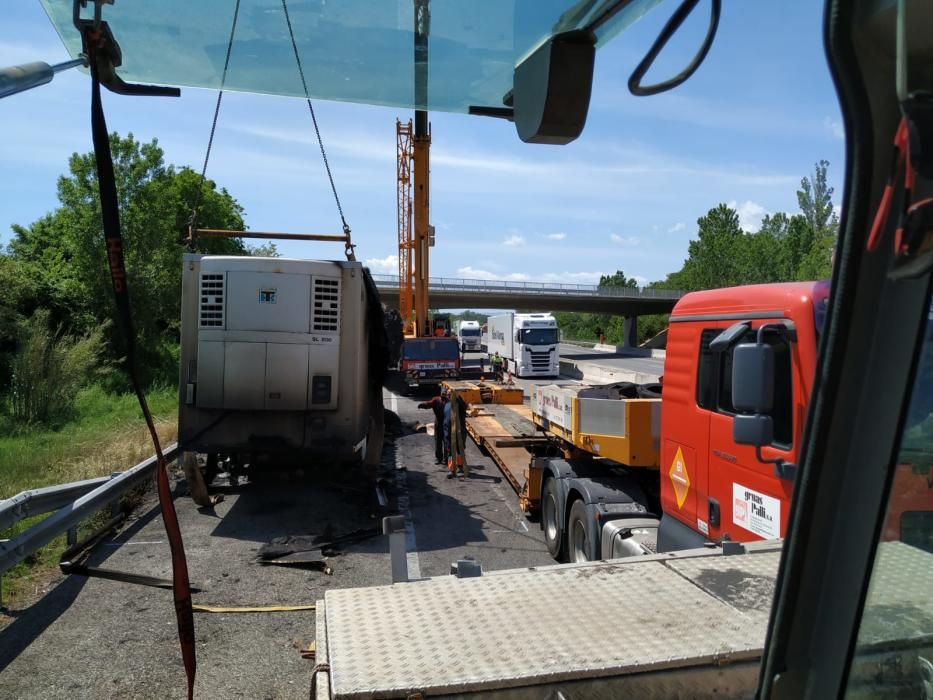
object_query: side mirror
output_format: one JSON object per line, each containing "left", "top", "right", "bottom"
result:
{"left": 733, "top": 413, "right": 773, "bottom": 447}
{"left": 731, "top": 339, "right": 796, "bottom": 480}
{"left": 732, "top": 343, "right": 774, "bottom": 413}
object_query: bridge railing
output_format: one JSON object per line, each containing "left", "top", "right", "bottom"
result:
{"left": 369, "top": 274, "right": 683, "bottom": 299}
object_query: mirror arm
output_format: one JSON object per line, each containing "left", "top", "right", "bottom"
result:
{"left": 756, "top": 446, "right": 797, "bottom": 480}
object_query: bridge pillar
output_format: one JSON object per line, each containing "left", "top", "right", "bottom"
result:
{"left": 623, "top": 315, "right": 638, "bottom": 348}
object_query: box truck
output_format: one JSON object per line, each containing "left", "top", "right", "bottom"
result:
{"left": 485, "top": 312, "right": 560, "bottom": 378}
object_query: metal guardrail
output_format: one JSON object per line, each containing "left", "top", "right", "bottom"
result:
{"left": 0, "top": 443, "right": 178, "bottom": 576}
{"left": 370, "top": 274, "right": 683, "bottom": 300}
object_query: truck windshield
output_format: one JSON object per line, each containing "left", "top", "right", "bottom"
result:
{"left": 402, "top": 339, "right": 459, "bottom": 360}
{"left": 521, "top": 328, "right": 558, "bottom": 345}
{"left": 460, "top": 328, "right": 481, "bottom": 337}
{"left": 844, "top": 301, "right": 933, "bottom": 696}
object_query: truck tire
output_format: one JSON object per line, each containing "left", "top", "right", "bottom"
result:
{"left": 568, "top": 499, "right": 592, "bottom": 563}
{"left": 542, "top": 478, "right": 566, "bottom": 561}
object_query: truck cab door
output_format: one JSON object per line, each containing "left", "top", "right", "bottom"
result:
{"left": 707, "top": 326, "right": 796, "bottom": 543}
{"left": 659, "top": 324, "right": 709, "bottom": 543}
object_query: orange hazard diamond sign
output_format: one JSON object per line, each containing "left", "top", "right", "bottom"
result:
{"left": 669, "top": 446, "right": 690, "bottom": 509}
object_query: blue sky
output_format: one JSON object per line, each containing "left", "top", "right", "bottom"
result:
{"left": 1, "top": 1, "right": 844, "bottom": 287}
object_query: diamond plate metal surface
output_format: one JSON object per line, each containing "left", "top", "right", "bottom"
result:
{"left": 856, "top": 541, "right": 933, "bottom": 646}
{"left": 324, "top": 555, "right": 770, "bottom": 698}
{"left": 665, "top": 549, "right": 782, "bottom": 627}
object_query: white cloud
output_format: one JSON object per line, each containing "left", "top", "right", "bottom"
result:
{"left": 610, "top": 233, "right": 640, "bottom": 246}
{"left": 503, "top": 234, "right": 525, "bottom": 247}
{"left": 633, "top": 275, "right": 649, "bottom": 287}
{"left": 363, "top": 254, "right": 398, "bottom": 274}
{"left": 728, "top": 200, "right": 771, "bottom": 232}
{"left": 546, "top": 232, "right": 567, "bottom": 241}
{"left": 668, "top": 222, "right": 686, "bottom": 233}
{"left": 823, "top": 116, "right": 845, "bottom": 141}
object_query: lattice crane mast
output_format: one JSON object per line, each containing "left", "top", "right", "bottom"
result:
{"left": 396, "top": 119, "right": 415, "bottom": 336}
{"left": 397, "top": 112, "right": 433, "bottom": 337}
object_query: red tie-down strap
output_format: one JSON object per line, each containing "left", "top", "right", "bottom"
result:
{"left": 866, "top": 118, "right": 909, "bottom": 253}
{"left": 84, "top": 31, "right": 197, "bottom": 699}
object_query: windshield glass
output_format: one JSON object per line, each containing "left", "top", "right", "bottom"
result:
{"left": 460, "top": 328, "right": 481, "bottom": 337}
{"left": 45, "top": 0, "right": 662, "bottom": 112}
{"left": 521, "top": 328, "right": 558, "bottom": 345}
{"left": 844, "top": 301, "right": 933, "bottom": 697}
{"left": 402, "top": 339, "right": 459, "bottom": 361}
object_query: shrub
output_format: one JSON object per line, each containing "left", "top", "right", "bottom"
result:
{"left": 6, "top": 310, "right": 109, "bottom": 425}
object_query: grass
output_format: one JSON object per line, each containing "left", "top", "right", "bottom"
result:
{"left": 0, "top": 384, "right": 178, "bottom": 610}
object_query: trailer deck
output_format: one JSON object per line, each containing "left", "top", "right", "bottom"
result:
{"left": 443, "top": 380, "right": 549, "bottom": 510}
{"left": 314, "top": 540, "right": 933, "bottom": 698}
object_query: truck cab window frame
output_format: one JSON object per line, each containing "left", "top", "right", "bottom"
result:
{"left": 695, "top": 326, "right": 794, "bottom": 449}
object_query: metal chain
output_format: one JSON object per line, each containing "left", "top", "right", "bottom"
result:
{"left": 189, "top": 0, "right": 242, "bottom": 238}
{"left": 281, "top": 0, "right": 355, "bottom": 259}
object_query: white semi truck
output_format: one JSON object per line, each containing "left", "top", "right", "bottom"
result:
{"left": 485, "top": 312, "right": 560, "bottom": 378}
{"left": 457, "top": 320, "right": 482, "bottom": 352}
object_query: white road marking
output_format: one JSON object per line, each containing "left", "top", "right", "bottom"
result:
{"left": 384, "top": 389, "right": 422, "bottom": 580}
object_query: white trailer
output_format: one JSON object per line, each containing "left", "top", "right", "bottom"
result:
{"left": 177, "top": 254, "right": 383, "bottom": 471}
{"left": 485, "top": 312, "right": 560, "bottom": 378}
{"left": 457, "top": 320, "right": 482, "bottom": 352}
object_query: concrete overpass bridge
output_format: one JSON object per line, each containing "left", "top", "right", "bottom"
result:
{"left": 371, "top": 274, "right": 684, "bottom": 344}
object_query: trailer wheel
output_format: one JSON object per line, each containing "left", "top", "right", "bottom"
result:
{"left": 542, "top": 478, "right": 566, "bottom": 561}
{"left": 568, "top": 499, "right": 592, "bottom": 563}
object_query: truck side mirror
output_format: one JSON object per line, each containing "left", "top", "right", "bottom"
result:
{"left": 732, "top": 343, "right": 774, "bottom": 414}
{"left": 733, "top": 413, "right": 773, "bottom": 447}
{"left": 731, "top": 339, "right": 796, "bottom": 480}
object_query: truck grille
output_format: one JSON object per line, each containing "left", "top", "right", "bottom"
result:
{"left": 199, "top": 273, "right": 225, "bottom": 328}
{"left": 313, "top": 277, "right": 340, "bottom": 332}
{"left": 529, "top": 350, "right": 552, "bottom": 371}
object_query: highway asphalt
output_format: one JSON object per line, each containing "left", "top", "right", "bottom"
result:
{"left": 0, "top": 384, "right": 552, "bottom": 699}
{"left": 0, "top": 349, "right": 660, "bottom": 698}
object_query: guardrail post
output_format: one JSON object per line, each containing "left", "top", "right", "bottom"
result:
{"left": 67, "top": 527, "right": 78, "bottom": 547}
{"left": 383, "top": 515, "right": 408, "bottom": 583}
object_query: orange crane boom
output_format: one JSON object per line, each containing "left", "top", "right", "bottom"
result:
{"left": 396, "top": 119, "right": 415, "bottom": 336}
{"left": 397, "top": 112, "right": 433, "bottom": 338}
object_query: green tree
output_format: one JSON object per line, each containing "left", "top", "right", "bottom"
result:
{"left": 598, "top": 271, "right": 638, "bottom": 289}
{"left": 248, "top": 242, "right": 281, "bottom": 257}
{"left": 8, "top": 133, "right": 248, "bottom": 383}
{"left": 797, "top": 159, "right": 834, "bottom": 235}
{"left": 679, "top": 204, "right": 745, "bottom": 290}
{"left": 0, "top": 255, "right": 41, "bottom": 391}
{"left": 795, "top": 159, "right": 837, "bottom": 279}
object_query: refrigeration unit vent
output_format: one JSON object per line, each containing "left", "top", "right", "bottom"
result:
{"left": 313, "top": 277, "right": 340, "bottom": 332}
{"left": 199, "top": 273, "right": 225, "bottom": 328}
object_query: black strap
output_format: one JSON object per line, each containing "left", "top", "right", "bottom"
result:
{"left": 85, "top": 30, "right": 197, "bottom": 700}
{"left": 628, "top": 0, "right": 721, "bottom": 97}
{"left": 281, "top": 0, "right": 353, "bottom": 245}
{"left": 189, "top": 0, "right": 242, "bottom": 241}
